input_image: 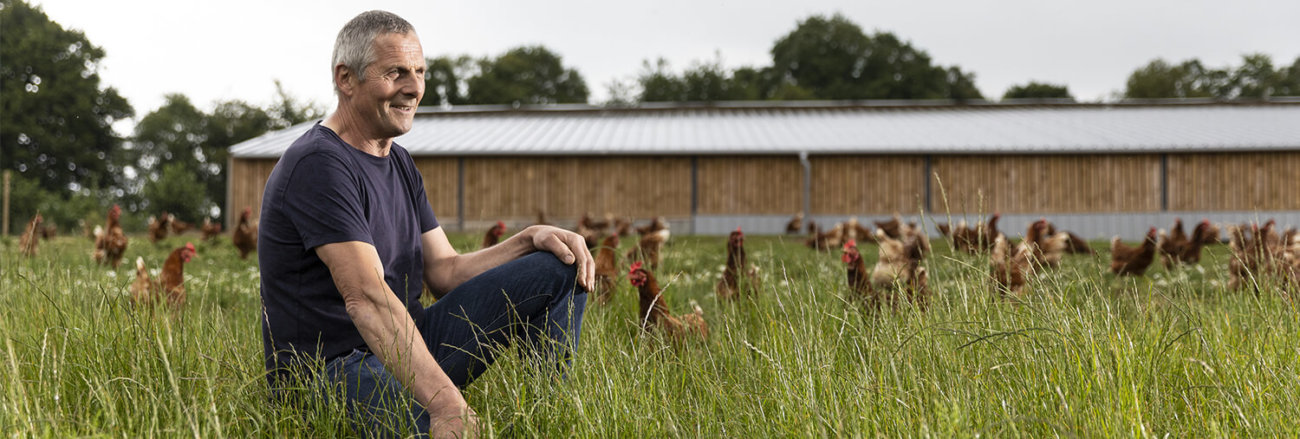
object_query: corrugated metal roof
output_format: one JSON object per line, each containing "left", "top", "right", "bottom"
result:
{"left": 229, "top": 102, "right": 1300, "bottom": 158}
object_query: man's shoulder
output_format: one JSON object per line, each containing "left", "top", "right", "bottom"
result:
{"left": 283, "top": 123, "right": 350, "bottom": 163}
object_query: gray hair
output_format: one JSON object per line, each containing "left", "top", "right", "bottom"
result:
{"left": 331, "top": 10, "right": 416, "bottom": 93}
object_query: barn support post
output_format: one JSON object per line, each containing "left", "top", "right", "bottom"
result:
{"left": 1160, "top": 154, "right": 1168, "bottom": 211}
{"left": 225, "top": 157, "right": 234, "bottom": 229}
{"left": 690, "top": 156, "right": 698, "bottom": 235}
{"left": 923, "top": 155, "right": 933, "bottom": 212}
{"left": 799, "top": 151, "right": 811, "bottom": 220}
{"left": 2, "top": 170, "right": 9, "bottom": 236}
{"left": 457, "top": 157, "right": 465, "bottom": 232}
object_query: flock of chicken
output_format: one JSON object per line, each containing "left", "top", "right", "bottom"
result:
{"left": 799, "top": 213, "right": 1300, "bottom": 300}
{"left": 540, "top": 211, "right": 1300, "bottom": 342}
{"left": 17, "top": 205, "right": 1300, "bottom": 335}
{"left": 526, "top": 213, "right": 708, "bottom": 339}
{"left": 15, "top": 205, "right": 260, "bottom": 311}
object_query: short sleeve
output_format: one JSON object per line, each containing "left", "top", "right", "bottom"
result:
{"left": 411, "top": 170, "right": 439, "bottom": 233}
{"left": 283, "top": 152, "right": 373, "bottom": 249}
{"left": 394, "top": 146, "right": 439, "bottom": 233}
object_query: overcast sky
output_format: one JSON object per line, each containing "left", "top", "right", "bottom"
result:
{"left": 32, "top": 0, "right": 1300, "bottom": 135}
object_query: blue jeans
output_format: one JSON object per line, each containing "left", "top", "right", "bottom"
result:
{"left": 323, "top": 252, "right": 586, "bottom": 437}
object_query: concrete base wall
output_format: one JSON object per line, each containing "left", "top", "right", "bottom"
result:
{"left": 695, "top": 211, "right": 1300, "bottom": 241}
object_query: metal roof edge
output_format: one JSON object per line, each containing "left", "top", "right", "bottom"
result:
{"left": 228, "top": 119, "right": 319, "bottom": 156}
{"left": 412, "top": 97, "right": 1300, "bottom": 116}
{"left": 231, "top": 145, "right": 1300, "bottom": 160}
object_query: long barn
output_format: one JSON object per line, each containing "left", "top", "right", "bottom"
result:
{"left": 227, "top": 100, "right": 1300, "bottom": 239}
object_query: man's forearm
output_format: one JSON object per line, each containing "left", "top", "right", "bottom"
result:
{"left": 345, "top": 283, "right": 464, "bottom": 415}
{"left": 319, "top": 240, "right": 466, "bottom": 417}
{"left": 422, "top": 224, "right": 592, "bottom": 298}
{"left": 426, "top": 229, "right": 538, "bottom": 295}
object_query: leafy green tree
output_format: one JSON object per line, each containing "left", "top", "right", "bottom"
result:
{"left": 637, "top": 58, "right": 755, "bottom": 102}
{"left": 637, "top": 58, "right": 686, "bottom": 102}
{"left": 1124, "top": 59, "right": 1227, "bottom": 99}
{"left": 204, "top": 100, "right": 273, "bottom": 221}
{"left": 1230, "top": 53, "right": 1282, "bottom": 98}
{"left": 943, "top": 67, "right": 984, "bottom": 101}
{"left": 1275, "top": 57, "right": 1300, "bottom": 96}
{"left": 142, "top": 161, "right": 208, "bottom": 224}
{"left": 420, "top": 55, "right": 475, "bottom": 107}
{"left": 466, "top": 46, "right": 589, "bottom": 105}
{"left": 1, "top": 0, "right": 134, "bottom": 225}
{"left": 729, "top": 66, "right": 783, "bottom": 100}
{"left": 130, "top": 95, "right": 209, "bottom": 218}
{"left": 1003, "top": 82, "right": 1074, "bottom": 100}
{"left": 132, "top": 90, "right": 317, "bottom": 222}
{"left": 1123, "top": 55, "right": 1300, "bottom": 99}
{"left": 770, "top": 14, "right": 870, "bottom": 99}
{"left": 769, "top": 13, "right": 980, "bottom": 100}
{"left": 602, "top": 77, "right": 639, "bottom": 107}
{"left": 679, "top": 61, "right": 732, "bottom": 101}
{"left": 132, "top": 95, "right": 206, "bottom": 180}
{"left": 681, "top": 59, "right": 774, "bottom": 101}
{"left": 637, "top": 59, "right": 792, "bottom": 102}
{"left": 268, "top": 80, "right": 325, "bottom": 128}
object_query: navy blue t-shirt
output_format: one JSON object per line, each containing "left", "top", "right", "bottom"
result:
{"left": 259, "top": 122, "right": 439, "bottom": 381}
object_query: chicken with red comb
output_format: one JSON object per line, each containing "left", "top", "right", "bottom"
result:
{"left": 629, "top": 261, "right": 707, "bottom": 340}
{"left": 482, "top": 221, "right": 506, "bottom": 249}
{"left": 131, "top": 242, "right": 198, "bottom": 310}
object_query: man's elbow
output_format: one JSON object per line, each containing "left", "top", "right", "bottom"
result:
{"left": 340, "top": 283, "right": 387, "bottom": 324}
{"left": 423, "top": 281, "right": 450, "bottom": 300}
{"left": 342, "top": 292, "right": 375, "bottom": 316}
{"left": 423, "top": 264, "right": 458, "bottom": 299}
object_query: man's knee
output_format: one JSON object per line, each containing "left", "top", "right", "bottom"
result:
{"left": 515, "top": 252, "right": 586, "bottom": 297}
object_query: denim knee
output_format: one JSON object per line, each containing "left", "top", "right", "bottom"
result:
{"left": 516, "top": 252, "right": 586, "bottom": 298}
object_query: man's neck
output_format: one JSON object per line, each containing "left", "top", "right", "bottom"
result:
{"left": 322, "top": 108, "right": 392, "bottom": 157}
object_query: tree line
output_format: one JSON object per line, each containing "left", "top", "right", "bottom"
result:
{"left": 3, "top": 1, "right": 1298, "bottom": 234}
{"left": 1, "top": 0, "right": 322, "bottom": 233}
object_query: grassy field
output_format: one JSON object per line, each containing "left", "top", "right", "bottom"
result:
{"left": 2, "top": 228, "right": 1299, "bottom": 437}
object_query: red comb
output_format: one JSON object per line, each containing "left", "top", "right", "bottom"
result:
{"left": 629, "top": 261, "right": 643, "bottom": 273}
{"left": 186, "top": 242, "right": 196, "bottom": 252}
{"left": 842, "top": 239, "right": 856, "bottom": 250}
{"left": 497, "top": 221, "right": 505, "bottom": 228}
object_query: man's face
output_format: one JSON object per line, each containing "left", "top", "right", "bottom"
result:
{"left": 351, "top": 32, "right": 425, "bottom": 139}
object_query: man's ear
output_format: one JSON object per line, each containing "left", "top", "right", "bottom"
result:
{"left": 334, "top": 64, "right": 357, "bottom": 96}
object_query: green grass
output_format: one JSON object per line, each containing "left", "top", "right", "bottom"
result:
{"left": 2, "top": 230, "right": 1299, "bottom": 437}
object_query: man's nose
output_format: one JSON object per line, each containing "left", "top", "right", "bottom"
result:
{"left": 399, "top": 73, "right": 423, "bottom": 97}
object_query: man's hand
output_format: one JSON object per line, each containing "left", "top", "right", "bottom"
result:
{"left": 527, "top": 225, "right": 595, "bottom": 291}
{"left": 428, "top": 400, "right": 480, "bottom": 438}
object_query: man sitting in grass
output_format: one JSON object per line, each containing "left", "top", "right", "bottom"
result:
{"left": 257, "top": 10, "right": 593, "bottom": 437}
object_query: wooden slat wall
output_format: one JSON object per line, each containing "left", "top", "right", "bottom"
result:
{"left": 412, "top": 158, "right": 460, "bottom": 221}
{"left": 810, "top": 156, "right": 926, "bottom": 215}
{"left": 227, "top": 158, "right": 278, "bottom": 227}
{"left": 696, "top": 156, "right": 802, "bottom": 215}
{"left": 462, "top": 157, "right": 692, "bottom": 222}
{"left": 232, "top": 152, "right": 1300, "bottom": 230}
{"left": 229, "top": 158, "right": 457, "bottom": 228}
{"left": 930, "top": 154, "right": 1161, "bottom": 214}
{"left": 1168, "top": 152, "right": 1300, "bottom": 211}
